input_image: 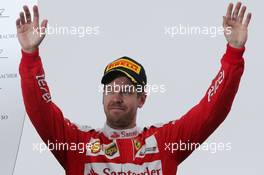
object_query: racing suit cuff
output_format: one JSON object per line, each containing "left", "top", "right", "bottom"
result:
{"left": 21, "top": 48, "right": 40, "bottom": 65}
{"left": 223, "top": 44, "right": 245, "bottom": 64}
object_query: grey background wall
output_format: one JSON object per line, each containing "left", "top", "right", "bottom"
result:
{"left": 0, "top": 1, "right": 36, "bottom": 175}
{"left": 13, "top": 0, "right": 263, "bottom": 174}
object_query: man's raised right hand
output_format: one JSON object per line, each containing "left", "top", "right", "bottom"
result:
{"left": 16, "top": 5, "right": 48, "bottom": 53}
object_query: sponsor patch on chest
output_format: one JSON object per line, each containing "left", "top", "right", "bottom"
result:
{"left": 84, "top": 160, "right": 163, "bottom": 175}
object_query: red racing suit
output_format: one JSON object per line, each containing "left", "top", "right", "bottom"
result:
{"left": 19, "top": 44, "right": 245, "bottom": 175}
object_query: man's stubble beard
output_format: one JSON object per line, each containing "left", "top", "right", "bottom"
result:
{"left": 105, "top": 110, "right": 137, "bottom": 129}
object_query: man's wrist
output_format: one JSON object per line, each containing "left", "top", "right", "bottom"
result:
{"left": 228, "top": 42, "right": 245, "bottom": 49}
{"left": 21, "top": 47, "right": 40, "bottom": 66}
{"left": 22, "top": 47, "right": 38, "bottom": 54}
{"left": 222, "top": 44, "right": 245, "bottom": 65}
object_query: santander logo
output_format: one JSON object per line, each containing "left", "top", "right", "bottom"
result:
{"left": 110, "top": 130, "right": 138, "bottom": 139}
{"left": 103, "top": 167, "right": 161, "bottom": 175}
{"left": 110, "top": 132, "right": 120, "bottom": 138}
{"left": 84, "top": 161, "right": 163, "bottom": 175}
{"left": 87, "top": 168, "right": 99, "bottom": 175}
{"left": 121, "top": 130, "right": 138, "bottom": 137}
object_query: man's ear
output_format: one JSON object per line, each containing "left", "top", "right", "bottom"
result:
{"left": 138, "top": 93, "right": 147, "bottom": 108}
{"left": 102, "top": 92, "right": 105, "bottom": 105}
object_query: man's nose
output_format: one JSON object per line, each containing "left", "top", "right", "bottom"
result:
{"left": 112, "top": 91, "right": 123, "bottom": 103}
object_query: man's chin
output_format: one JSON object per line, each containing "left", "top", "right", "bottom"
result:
{"left": 110, "top": 109, "right": 125, "bottom": 114}
{"left": 108, "top": 113, "right": 124, "bottom": 121}
{"left": 108, "top": 108, "right": 128, "bottom": 118}
{"left": 107, "top": 114, "right": 131, "bottom": 127}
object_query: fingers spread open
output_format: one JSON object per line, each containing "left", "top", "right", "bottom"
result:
{"left": 19, "top": 12, "right": 26, "bottom": 25}
{"left": 33, "top": 5, "right": 39, "bottom": 27}
{"left": 40, "top": 19, "right": 48, "bottom": 37}
{"left": 226, "top": 3, "right": 233, "bottom": 20}
{"left": 238, "top": 6, "right": 246, "bottom": 23}
{"left": 223, "top": 16, "right": 231, "bottom": 28}
{"left": 16, "top": 18, "right": 21, "bottom": 28}
{"left": 244, "top": 13, "right": 252, "bottom": 27}
{"left": 232, "top": 2, "right": 242, "bottom": 20}
{"left": 23, "top": 5, "right": 32, "bottom": 23}
{"left": 40, "top": 20, "right": 48, "bottom": 31}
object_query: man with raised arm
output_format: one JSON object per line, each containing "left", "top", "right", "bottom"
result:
{"left": 17, "top": 2, "right": 251, "bottom": 175}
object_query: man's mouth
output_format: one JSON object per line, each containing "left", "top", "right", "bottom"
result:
{"left": 110, "top": 107, "right": 125, "bottom": 110}
{"left": 109, "top": 107, "right": 126, "bottom": 111}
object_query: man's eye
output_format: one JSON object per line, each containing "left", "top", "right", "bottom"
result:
{"left": 104, "top": 88, "right": 114, "bottom": 95}
{"left": 122, "top": 89, "right": 134, "bottom": 95}
{"left": 123, "top": 91, "right": 131, "bottom": 94}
